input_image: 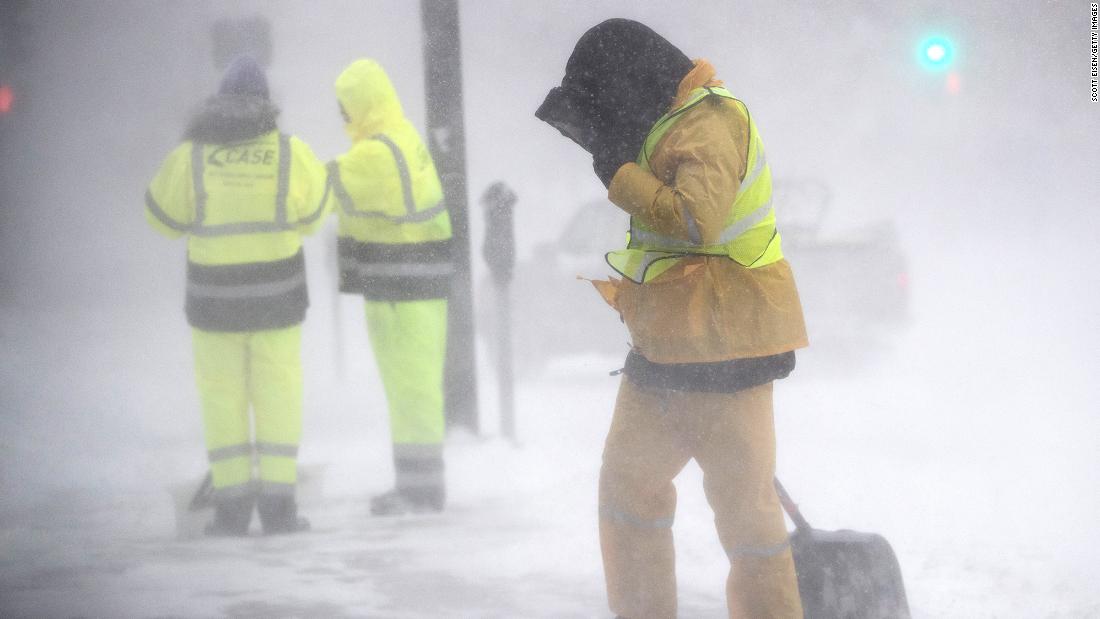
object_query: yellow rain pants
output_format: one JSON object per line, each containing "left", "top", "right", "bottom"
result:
{"left": 193, "top": 325, "right": 303, "bottom": 499}
{"left": 599, "top": 378, "right": 803, "bottom": 619}
{"left": 364, "top": 299, "right": 447, "bottom": 490}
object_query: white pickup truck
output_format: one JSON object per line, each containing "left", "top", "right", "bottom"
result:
{"left": 479, "top": 178, "right": 910, "bottom": 375}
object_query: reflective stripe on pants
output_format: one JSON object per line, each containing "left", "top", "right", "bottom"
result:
{"left": 393, "top": 442, "right": 445, "bottom": 492}
{"left": 193, "top": 325, "right": 303, "bottom": 497}
{"left": 599, "top": 378, "right": 802, "bottom": 619}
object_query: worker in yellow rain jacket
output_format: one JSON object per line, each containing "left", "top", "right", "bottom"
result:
{"left": 537, "top": 20, "right": 808, "bottom": 618}
{"left": 329, "top": 59, "right": 451, "bottom": 516}
{"left": 145, "top": 57, "right": 328, "bottom": 536}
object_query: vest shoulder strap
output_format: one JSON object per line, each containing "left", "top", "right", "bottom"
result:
{"left": 639, "top": 87, "right": 738, "bottom": 172}
{"left": 370, "top": 134, "right": 416, "bottom": 217}
{"left": 331, "top": 134, "right": 448, "bottom": 224}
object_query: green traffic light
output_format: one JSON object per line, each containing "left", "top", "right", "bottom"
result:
{"left": 917, "top": 36, "right": 955, "bottom": 71}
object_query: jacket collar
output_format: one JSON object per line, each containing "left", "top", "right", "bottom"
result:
{"left": 672, "top": 59, "right": 724, "bottom": 110}
{"left": 184, "top": 94, "right": 279, "bottom": 144}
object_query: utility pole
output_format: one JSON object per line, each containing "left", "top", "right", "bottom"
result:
{"left": 420, "top": 0, "right": 479, "bottom": 433}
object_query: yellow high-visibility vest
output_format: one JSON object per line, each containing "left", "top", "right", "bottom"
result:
{"left": 606, "top": 86, "right": 784, "bottom": 283}
{"left": 145, "top": 130, "right": 328, "bottom": 331}
{"left": 330, "top": 132, "right": 454, "bottom": 301}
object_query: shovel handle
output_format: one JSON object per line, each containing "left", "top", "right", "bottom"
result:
{"left": 774, "top": 477, "right": 812, "bottom": 531}
{"left": 188, "top": 471, "right": 214, "bottom": 512}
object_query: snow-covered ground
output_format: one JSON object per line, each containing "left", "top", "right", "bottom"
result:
{"left": 1, "top": 4, "right": 1097, "bottom": 616}
{"left": 1, "top": 236, "right": 1097, "bottom": 618}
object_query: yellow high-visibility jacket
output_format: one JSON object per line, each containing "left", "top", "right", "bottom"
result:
{"left": 146, "top": 97, "right": 328, "bottom": 331}
{"left": 329, "top": 59, "right": 453, "bottom": 301}
{"left": 596, "top": 60, "right": 808, "bottom": 363}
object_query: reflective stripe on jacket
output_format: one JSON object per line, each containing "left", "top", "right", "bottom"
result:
{"left": 186, "top": 249, "right": 308, "bottom": 332}
{"left": 597, "top": 61, "right": 808, "bottom": 363}
{"left": 146, "top": 130, "right": 328, "bottom": 331}
{"left": 332, "top": 59, "right": 453, "bottom": 302}
{"left": 607, "top": 86, "right": 781, "bottom": 284}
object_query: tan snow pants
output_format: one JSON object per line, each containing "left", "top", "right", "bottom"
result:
{"left": 599, "top": 378, "right": 803, "bottom": 619}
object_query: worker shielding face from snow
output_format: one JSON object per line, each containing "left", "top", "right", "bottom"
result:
{"left": 536, "top": 19, "right": 808, "bottom": 619}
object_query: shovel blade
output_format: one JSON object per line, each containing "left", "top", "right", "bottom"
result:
{"left": 791, "top": 528, "right": 911, "bottom": 619}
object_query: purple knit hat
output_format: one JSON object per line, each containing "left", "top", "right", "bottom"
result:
{"left": 219, "top": 56, "right": 269, "bottom": 99}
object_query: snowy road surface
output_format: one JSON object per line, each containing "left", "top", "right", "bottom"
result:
{"left": 2, "top": 241, "right": 1098, "bottom": 618}
{"left": 2, "top": 2, "right": 1096, "bottom": 616}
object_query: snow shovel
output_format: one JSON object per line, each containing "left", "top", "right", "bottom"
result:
{"left": 188, "top": 471, "right": 214, "bottom": 511}
{"left": 774, "top": 478, "right": 911, "bottom": 618}
{"left": 167, "top": 472, "right": 215, "bottom": 540}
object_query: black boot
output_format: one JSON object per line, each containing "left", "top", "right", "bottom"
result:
{"left": 204, "top": 494, "right": 254, "bottom": 537}
{"left": 257, "top": 494, "right": 310, "bottom": 535}
{"left": 370, "top": 486, "right": 445, "bottom": 516}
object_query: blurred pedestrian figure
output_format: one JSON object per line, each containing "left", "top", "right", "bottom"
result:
{"left": 329, "top": 59, "right": 452, "bottom": 516}
{"left": 145, "top": 56, "right": 328, "bottom": 536}
{"left": 537, "top": 19, "right": 808, "bottom": 618}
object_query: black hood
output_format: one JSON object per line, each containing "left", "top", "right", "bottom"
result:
{"left": 537, "top": 19, "right": 693, "bottom": 155}
{"left": 184, "top": 94, "right": 279, "bottom": 144}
